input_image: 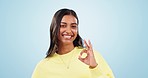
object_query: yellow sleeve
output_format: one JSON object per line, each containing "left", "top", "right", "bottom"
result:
{"left": 32, "top": 60, "right": 45, "bottom": 78}
{"left": 32, "top": 63, "right": 41, "bottom": 78}
{"left": 89, "top": 51, "right": 115, "bottom": 78}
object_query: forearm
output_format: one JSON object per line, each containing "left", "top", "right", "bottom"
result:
{"left": 89, "top": 65, "right": 115, "bottom": 78}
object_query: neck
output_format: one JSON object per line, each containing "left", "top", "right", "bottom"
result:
{"left": 58, "top": 43, "right": 75, "bottom": 55}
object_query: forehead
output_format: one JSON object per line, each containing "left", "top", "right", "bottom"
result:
{"left": 61, "top": 15, "right": 77, "bottom": 24}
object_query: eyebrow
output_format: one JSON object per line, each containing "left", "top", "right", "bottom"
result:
{"left": 61, "top": 22, "right": 67, "bottom": 24}
{"left": 71, "top": 23, "right": 78, "bottom": 25}
{"left": 61, "top": 22, "right": 78, "bottom": 25}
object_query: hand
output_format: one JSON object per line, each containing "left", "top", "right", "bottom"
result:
{"left": 78, "top": 39, "right": 98, "bottom": 68}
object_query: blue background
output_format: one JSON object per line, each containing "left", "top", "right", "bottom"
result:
{"left": 0, "top": 0, "right": 148, "bottom": 78}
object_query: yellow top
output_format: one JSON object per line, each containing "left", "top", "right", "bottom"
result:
{"left": 32, "top": 47, "right": 115, "bottom": 78}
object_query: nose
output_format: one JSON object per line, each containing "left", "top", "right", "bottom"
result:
{"left": 65, "top": 26, "right": 72, "bottom": 33}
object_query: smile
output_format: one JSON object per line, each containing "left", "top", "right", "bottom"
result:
{"left": 62, "top": 34, "right": 73, "bottom": 39}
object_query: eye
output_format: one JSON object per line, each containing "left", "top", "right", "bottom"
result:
{"left": 60, "top": 25, "right": 66, "bottom": 28}
{"left": 71, "top": 25, "right": 77, "bottom": 29}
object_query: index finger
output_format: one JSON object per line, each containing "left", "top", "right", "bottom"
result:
{"left": 88, "top": 40, "right": 93, "bottom": 50}
{"left": 84, "top": 39, "right": 90, "bottom": 49}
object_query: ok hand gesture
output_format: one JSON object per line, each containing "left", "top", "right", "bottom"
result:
{"left": 78, "top": 40, "right": 98, "bottom": 68}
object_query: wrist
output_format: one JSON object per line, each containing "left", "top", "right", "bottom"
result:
{"left": 89, "top": 63, "right": 98, "bottom": 69}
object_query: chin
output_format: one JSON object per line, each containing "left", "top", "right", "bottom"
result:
{"left": 63, "top": 41, "right": 73, "bottom": 44}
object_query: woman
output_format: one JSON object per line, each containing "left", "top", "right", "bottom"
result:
{"left": 32, "top": 8, "right": 115, "bottom": 78}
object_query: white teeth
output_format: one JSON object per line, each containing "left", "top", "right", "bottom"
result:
{"left": 63, "top": 35, "right": 71, "bottom": 39}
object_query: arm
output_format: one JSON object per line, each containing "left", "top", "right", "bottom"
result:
{"left": 89, "top": 51, "right": 115, "bottom": 78}
{"left": 78, "top": 40, "right": 115, "bottom": 78}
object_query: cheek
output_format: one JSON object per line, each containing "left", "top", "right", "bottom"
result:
{"left": 72, "top": 29, "right": 78, "bottom": 35}
{"left": 59, "top": 28, "right": 64, "bottom": 35}
{"left": 60, "top": 28, "right": 64, "bottom": 32}
{"left": 58, "top": 28, "right": 63, "bottom": 38}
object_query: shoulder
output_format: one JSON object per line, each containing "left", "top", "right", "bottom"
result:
{"left": 93, "top": 50, "right": 103, "bottom": 58}
{"left": 75, "top": 46, "right": 85, "bottom": 51}
{"left": 32, "top": 58, "right": 48, "bottom": 74}
{"left": 35, "top": 54, "right": 60, "bottom": 67}
{"left": 75, "top": 46, "right": 103, "bottom": 56}
{"left": 93, "top": 50, "right": 111, "bottom": 68}
{"left": 92, "top": 50, "right": 107, "bottom": 63}
{"left": 74, "top": 46, "right": 86, "bottom": 54}
{"left": 35, "top": 58, "right": 48, "bottom": 66}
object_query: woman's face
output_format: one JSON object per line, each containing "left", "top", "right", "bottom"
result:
{"left": 58, "top": 15, "right": 78, "bottom": 45}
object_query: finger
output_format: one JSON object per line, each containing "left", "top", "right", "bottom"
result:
{"left": 84, "top": 39, "right": 90, "bottom": 49}
{"left": 81, "top": 53, "right": 88, "bottom": 58}
{"left": 78, "top": 55, "right": 85, "bottom": 62}
{"left": 88, "top": 40, "right": 93, "bottom": 50}
{"left": 80, "top": 49, "right": 87, "bottom": 55}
